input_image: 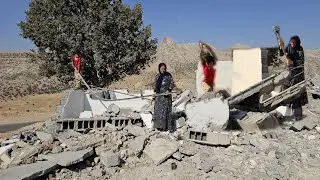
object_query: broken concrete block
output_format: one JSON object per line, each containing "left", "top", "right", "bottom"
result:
{"left": 140, "top": 112, "right": 153, "bottom": 128}
{"left": 237, "top": 112, "right": 279, "bottom": 133}
{"left": 0, "top": 144, "right": 15, "bottom": 165}
{"left": 79, "top": 111, "right": 93, "bottom": 118}
{"left": 100, "top": 151, "right": 121, "bottom": 167}
{"left": 36, "top": 131, "right": 53, "bottom": 143}
{"left": 303, "top": 121, "right": 317, "bottom": 130}
{"left": 9, "top": 145, "right": 40, "bottom": 167}
{"left": 15, "top": 141, "right": 28, "bottom": 148}
{"left": 67, "top": 137, "right": 105, "bottom": 152}
{"left": 176, "top": 117, "right": 186, "bottom": 129}
{"left": 0, "top": 161, "right": 58, "bottom": 180}
{"left": 1, "top": 139, "right": 19, "bottom": 146}
{"left": 275, "top": 106, "right": 293, "bottom": 117}
{"left": 51, "top": 145, "right": 63, "bottom": 154}
{"left": 178, "top": 141, "right": 199, "bottom": 156}
{"left": 128, "top": 136, "right": 148, "bottom": 155}
{"left": 0, "top": 144, "right": 15, "bottom": 157}
{"left": 90, "top": 169, "right": 105, "bottom": 177}
{"left": 107, "top": 103, "right": 120, "bottom": 115}
{"left": 172, "top": 90, "right": 193, "bottom": 112}
{"left": 124, "top": 125, "right": 146, "bottom": 137}
{"left": 185, "top": 98, "right": 229, "bottom": 131}
{"left": 188, "top": 130, "right": 231, "bottom": 146}
{"left": 39, "top": 148, "right": 94, "bottom": 166}
{"left": 172, "top": 151, "right": 183, "bottom": 161}
{"left": 143, "top": 138, "right": 179, "bottom": 165}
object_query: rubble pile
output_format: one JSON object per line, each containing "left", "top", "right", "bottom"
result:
{"left": 0, "top": 75, "right": 320, "bottom": 180}
{"left": 1, "top": 106, "right": 320, "bottom": 180}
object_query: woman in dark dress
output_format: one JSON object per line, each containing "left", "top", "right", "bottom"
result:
{"left": 280, "top": 35, "right": 308, "bottom": 120}
{"left": 153, "top": 63, "right": 174, "bottom": 132}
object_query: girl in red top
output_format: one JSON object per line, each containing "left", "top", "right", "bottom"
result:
{"left": 72, "top": 53, "right": 81, "bottom": 73}
{"left": 199, "top": 41, "right": 217, "bottom": 92}
{"left": 72, "top": 53, "right": 81, "bottom": 89}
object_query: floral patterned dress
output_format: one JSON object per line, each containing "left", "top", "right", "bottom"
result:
{"left": 153, "top": 72, "right": 174, "bottom": 131}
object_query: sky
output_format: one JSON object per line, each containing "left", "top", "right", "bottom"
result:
{"left": 1, "top": 0, "right": 320, "bottom": 50}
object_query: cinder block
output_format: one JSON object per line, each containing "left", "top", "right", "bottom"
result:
{"left": 188, "top": 130, "right": 230, "bottom": 146}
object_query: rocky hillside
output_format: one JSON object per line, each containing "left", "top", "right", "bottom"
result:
{"left": 0, "top": 52, "right": 67, "bottom": 102}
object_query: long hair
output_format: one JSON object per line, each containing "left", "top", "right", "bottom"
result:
{"left": 158, "top": 63, "right": 167, "bottom": 73}
{"left": 199, "top": 41, "right": 218, "bottom": 65}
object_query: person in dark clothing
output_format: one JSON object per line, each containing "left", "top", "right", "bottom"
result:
{"left": 279, "top": 35, "right": 308, "bottom": 121}
{"left": 153, "top": 63, "right": 174, "bottom": 132}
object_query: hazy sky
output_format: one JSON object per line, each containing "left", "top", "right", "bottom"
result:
{"left": 1, "top": 0, "right": 319, "bottom": 50}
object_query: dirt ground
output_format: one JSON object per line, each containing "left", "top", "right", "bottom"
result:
{"left": 0, "top": 93, "right": 63, "bottom": 122}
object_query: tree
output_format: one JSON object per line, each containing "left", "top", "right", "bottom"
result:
{"left": 19, "top": 0, "right": 157, "bottom": 87}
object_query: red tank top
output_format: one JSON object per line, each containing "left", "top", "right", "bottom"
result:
{"left": 202, "top": 64, "right": 216, "bottom": 86}
{"left": 72, "top": 55, "right": 81, "bottom": 71}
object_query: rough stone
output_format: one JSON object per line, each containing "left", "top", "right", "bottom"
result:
{"left": 128, "top": 136, "right": 148, "bottom": 155}
{"left": 143, "top": 138, "right": 179, "bottom": 165}
{"left": 67, "top": 137, "right": 105, "bottom": 151}
{"left": 39, "top": 148, "right": 94, "bottom": 166}
{"left": 57, "top": 130, "right": 82, "bottom": 143}
{"left": 237, "top": 112, "right": 279, "bottom": 133}
{"left": 176, "top": 117, "right": 186, "bottom": 129}
{"left": 185, "top": 98, "right": 229, "bottom": 131}
{"left": 9, "top": 145, "right": 40, "bottom": 167}
{"left": 90, "top": 169, "right": 105, "bottom": 177}
{"left": 124, "top": 125, "right": 146, "bottom": 137}
{"left": 290, "top": 123, "right": 304, "bottom": 132}
{"left": 100, "top": 151, "right": 121, "bottom": 167}
{"left": 107, "top": 103, "right": 120, "bottom": 115}
{"left": 36, "top": 131, "right": 53, "bottom": 143}
{"left": 179, "top": 141, "right": 199, "bottom": 156}
{"left": 1, "top": 139, "right": 19, "bottom": 146}
{"left": 308, "top": 135, "right": 316, "bottom": 140}
{"left": 140, "top": 112, "right": 153, "bottom": 128}
{"left": 315, "top": 126, "right": 320, "bottom": 133}
{"left": 172, "top": 151, "right": 183, "bottom": 161}
{"left": 52, "top": 145, "right": 63, "bottom": 154}
{"left": 94, "top": 157, "right": 100, "bottom": 164}
{"left": 0, "top": 161, "right": 58, "bottom": 180}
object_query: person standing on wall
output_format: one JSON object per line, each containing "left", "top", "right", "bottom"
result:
{"left": 199, "top": 41, "right": 218, "bottom": 92}
{"left": 278, "top": 35, "right": 308, "bottom": 121}
{"left": 72, "top": 52, "right": 81, "bottom": 89}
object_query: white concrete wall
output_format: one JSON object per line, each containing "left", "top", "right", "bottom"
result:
{"left": 215, "top": 61, "right": 233, "bottom": 90}
{"left": 60, "top": 90, "right": 87, "bottom": 119}
{"left": 86, "top": 90, "right": 153, "bottom": 117}
{"left": 231, "top": 48, "right": 266, "bottom": 95}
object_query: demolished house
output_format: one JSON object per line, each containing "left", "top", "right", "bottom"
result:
{"left": 1, "top": 47, "right": 318, "bottom": 180}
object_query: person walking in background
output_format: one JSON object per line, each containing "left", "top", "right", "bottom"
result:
{"left": 153, "top": 63, "right": 174, "bottom": 132}
{"left": 279, "top": 35, "right": 308, "bottom": 121}
{"left": 199, "top": 41, "right": 218, "bottom": 92}
{"left": 72, "top": 53, "right": 81, "bottom": 89}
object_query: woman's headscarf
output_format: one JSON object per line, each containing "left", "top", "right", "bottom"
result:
{"left": 155, "top": 63, "right": 167, "bottom": 93}
{"left": 288, "top": 35, "right": 301, "bottom": 49}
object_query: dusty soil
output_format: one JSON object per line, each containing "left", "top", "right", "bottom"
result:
{"left": 0, "top": 93, "right": 63, "bottom": 122}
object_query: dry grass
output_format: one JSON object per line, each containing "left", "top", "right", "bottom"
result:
{"left": 0, "top": 93, "right": 64, "bottom": 121}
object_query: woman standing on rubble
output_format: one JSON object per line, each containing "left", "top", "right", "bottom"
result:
{"left": 279, "top": 35, "right": 308, "bottom": 120}
{"left": 153, "top": 63, "right": 174, "bottom": 132}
